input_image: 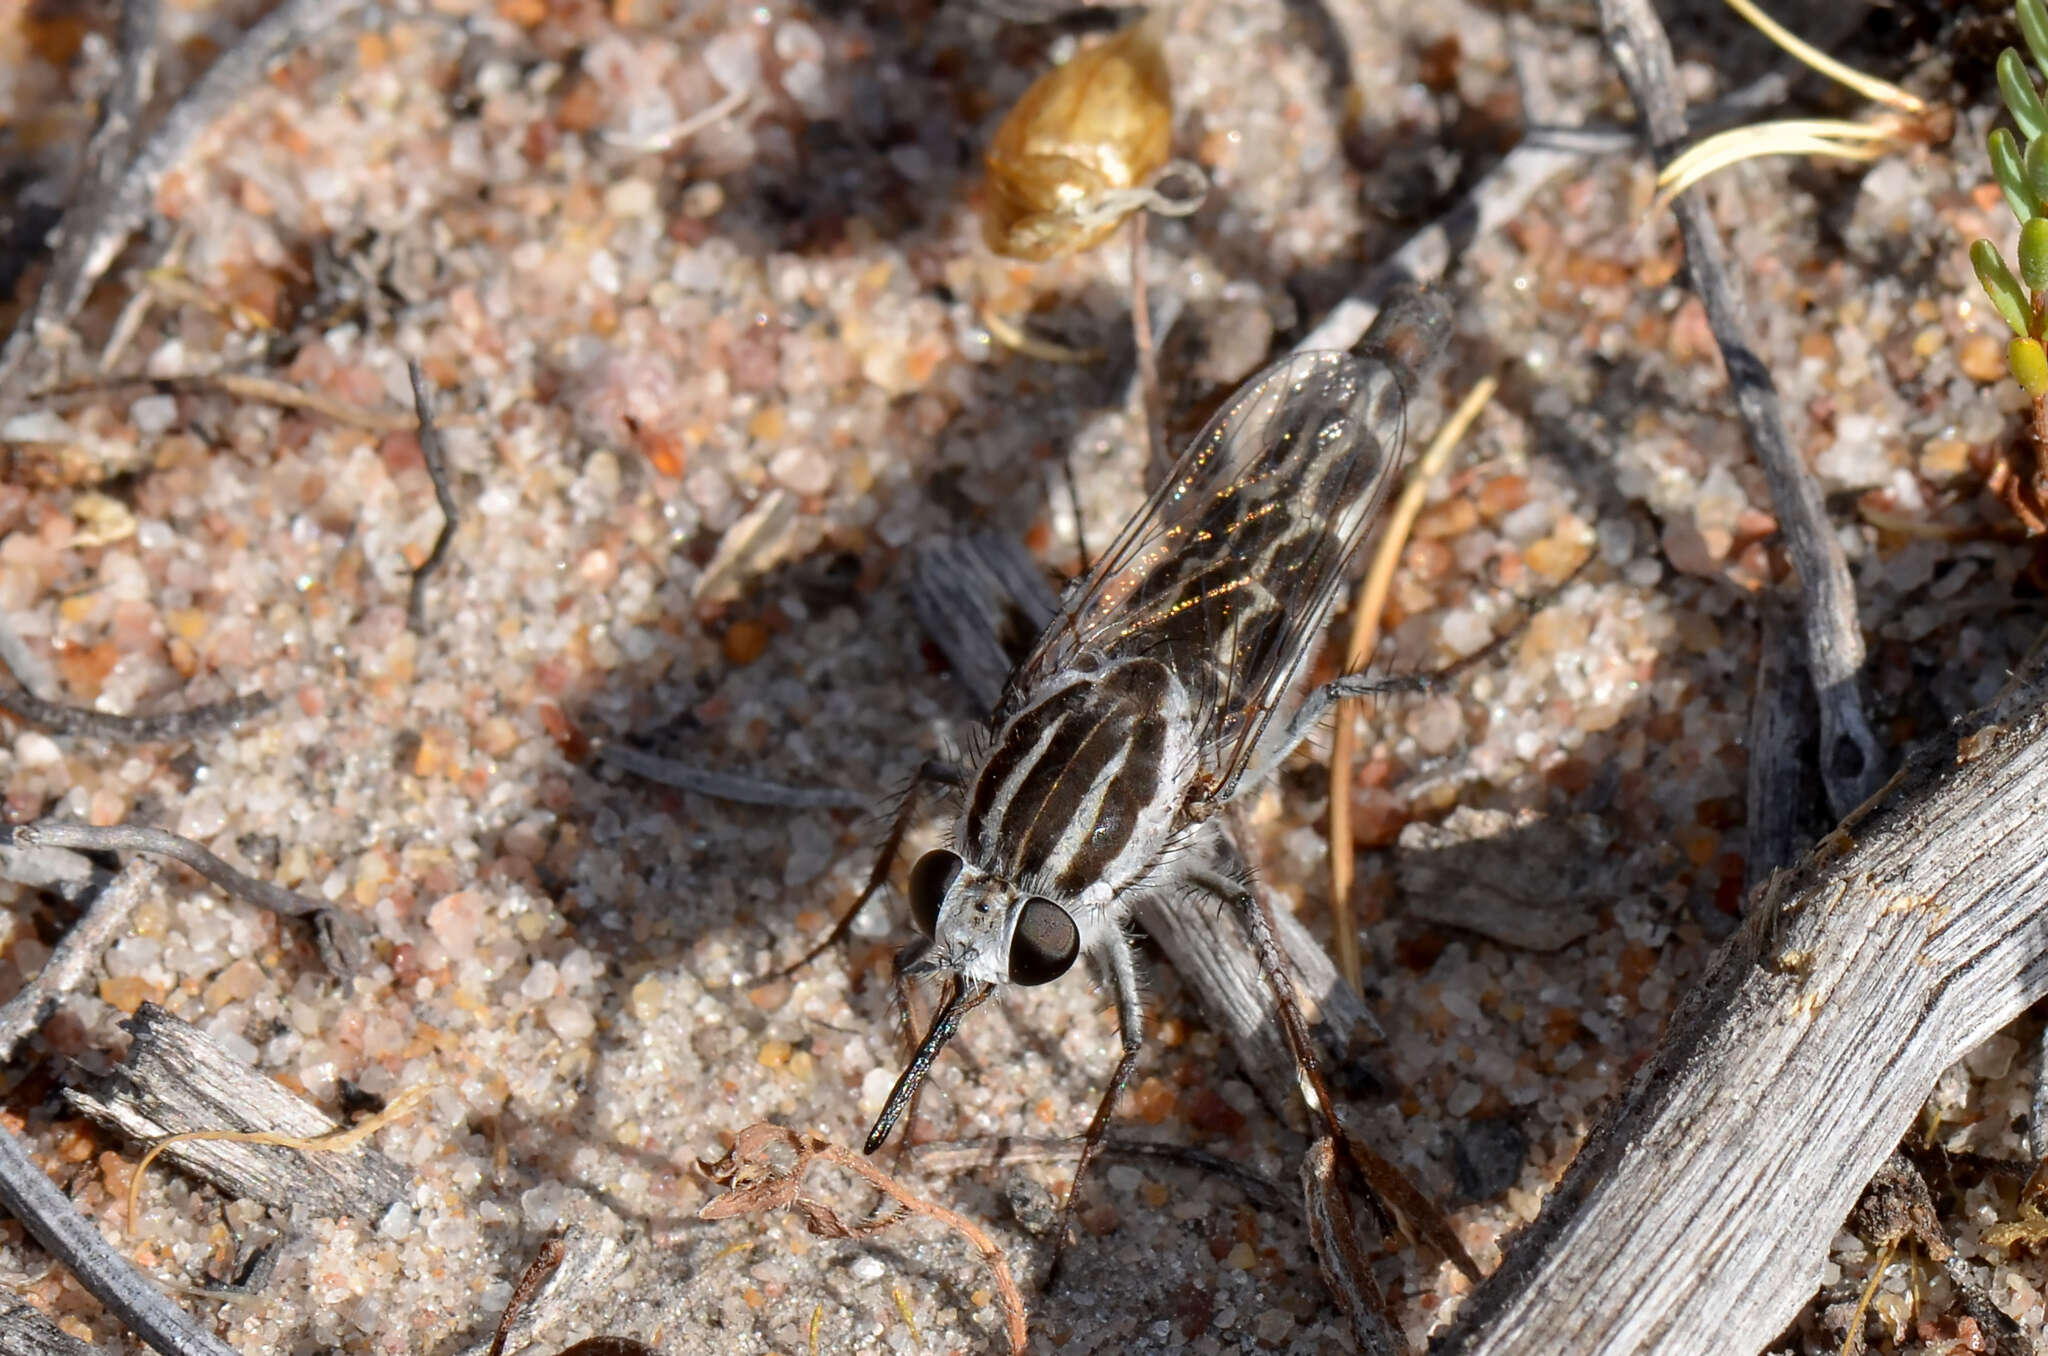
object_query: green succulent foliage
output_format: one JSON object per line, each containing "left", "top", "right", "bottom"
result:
{"left": 1974, "top": 0, "right": 2048, "bottom": 396}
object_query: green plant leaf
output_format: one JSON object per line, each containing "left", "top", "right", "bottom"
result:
{"left": 2027, "top": 134, "right": 2048, "bottom": 208}
{"left": 1993, "top": 128, "right": 2040, "bottom": 221}
{"left": 1975, "top": 239, "right": 2034, "bottom": 335}
{"left": 2024, "top": 0, "right": 2048, "bottom": 87}
{"left": 2012, "top": 337, "right": 2048, "bottom": 396}
{"left": 2022, "top": 219, "right": 2048, "bottom": 292}
{"left": 2005, "top": 49, "right": 2048, "bottom": 141}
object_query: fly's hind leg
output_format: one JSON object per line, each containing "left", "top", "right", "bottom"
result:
{"left": 765, "top": 758, "right": 964, "bottom": 980}
{"left": 1042, "top": 926, "right": 1145, "bottom": 1295}
{"left": 1180, "top": 862, "right": 1480, "bottom": 1285}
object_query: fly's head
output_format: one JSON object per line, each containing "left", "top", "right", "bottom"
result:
{"left": 902, "top": 847, "right": 1081, "bottom": 990}
{"left": 863, "top": 848, "right": 1083, "bottom": 1156}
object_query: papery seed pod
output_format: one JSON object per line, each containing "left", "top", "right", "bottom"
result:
{"left": 981, "top": 10, "right": 1173, "bottom": 261}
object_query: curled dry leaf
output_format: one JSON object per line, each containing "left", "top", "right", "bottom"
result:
{"left": 982, "top": 11, "right": 1173, "bottom": 261}
{"left": 700, "top": 1123, "right": 1029, "bottom": 1355}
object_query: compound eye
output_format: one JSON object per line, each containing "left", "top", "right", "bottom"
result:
{"left": 1008, "top": 898, "right": 1079, "bottom": 986}
{"left": 907, "top": 850, "right": 962, "bottom": 936}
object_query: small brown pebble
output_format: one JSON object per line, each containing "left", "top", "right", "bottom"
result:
{"left": 723, "top": 620, "right": 770, "bottom": 666}
{"left": 536, "top": 702, "right": 589, "bottom": 762}
{"left": 1186, "top": 1087, "right": 1244, "bottom": 1136}
{"left": 1403, "top": 536, "right": 1453, "bottom": 582}
{"left": 1413, "top": 497, "right": 1479, "bottom": 540}
{"left": 413, "top": 728, "right": 456, "bottom": 779}
{"left": 1349, "top": 785, "right": 1407, "bottom": 848}
{"left": 1475, "top": 475, "right": 1531, "bottom": 520}
{"left": 98, "top": 975, "right": 161, "bottom": 1014}
{"left": 55, "top": 1125, "right": 95, "bottom": 1163}
{"left": 1957, "top": 333, "right": 2007, "bottom": 384}
{"left": 557, "top": 75, "right": 605, "bottom": 132}
{"left": 1524, "top": 531, "right": 1589, "bottom": 581}
{"left": 1131, "top": 1075, "right": 1176, "bottom": 1124}
{"left": 1919, "top": 437, "right": 1972, "bottom": 479}
{"left": 748, "top": 980, "right": 790, "bottom": 1011}
{"left": 204, "top": 958, "right": 265, "bottom": 1010}
{"left": 476, "top": 717, "right": 521, "bottom": 759}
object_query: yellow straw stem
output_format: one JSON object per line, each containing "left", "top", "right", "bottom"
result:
{"left": 1723, "top": 0, "right": 1927, "bottom": 113}
{"left": 1325, "top": 374, "right": 1498, "bottom": 991}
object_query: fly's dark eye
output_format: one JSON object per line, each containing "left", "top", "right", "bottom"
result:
{"left": 907, "top": 850, "right": 962, "bottom": 936}
{"left": 1008, "top": 898, "right": 1078, "bottom": 985}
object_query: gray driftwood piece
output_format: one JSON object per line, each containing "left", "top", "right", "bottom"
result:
{"left": 1434, "top": 667, "right": 2048, "bottom": 1356}
{"left": 908, "top": 533, "right": 1382, "bottom": 1125}
{"left": 0, "top": 1289, "right": 96, "bottom": 1356}
{"left": 67, "top": 1004, "right": 405, "bottom": 1219}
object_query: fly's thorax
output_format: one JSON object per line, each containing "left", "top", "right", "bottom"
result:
{"left": 960, "top": 657, "right": 1199, "bottom": 904}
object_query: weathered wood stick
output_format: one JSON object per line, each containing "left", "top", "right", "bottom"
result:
{"left": 1434, "top": 670, "right": 2048, "bottom": 1356}
{"left": 68, "top": 1004, "right": 407, "bottom": 1220}
{"left": 0, "top": 1289, "right": 97, "bottom": 1356}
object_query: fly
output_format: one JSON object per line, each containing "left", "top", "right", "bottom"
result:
{"left": 801, "top": 285, "right": 1457, "bottom": 1283}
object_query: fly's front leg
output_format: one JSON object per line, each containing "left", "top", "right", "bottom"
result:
{"left": 766, "top": 758, "right": 964, "bottom": 979}
{"left": 1042, "top": 926, "right": 1145, "bottom": 1295}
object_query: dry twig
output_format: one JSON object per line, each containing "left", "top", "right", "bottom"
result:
{"left": 0, "top": 859, "right": 157, "bottom": 1061}
{"left": 0, "top": 0, "right": 370, "bottom": 410}
{"left": 594, "top": 741, "right": 866, "bottom": 811}
{"left": 0, "top": 1121, "right": 236, "bottom": 1356}
{"left": 0, "top": 864, "right": 238, "bottom": 1356}
{"left": 1744, "top": 587, "right": 1824, "bottom": 893}
{"left": 406, "top": 362, "right": 460, "bottom": 633}
{"left": 22, "top": 372, "right": 416, "bottom": 433}
{"left": 1599, "top": 0, "right": 1885, "bottom": 818}
{"left": 0, "top": 621, "right": 271, "bottom": 745}
{"left": 700, "top": 1123, "right": 1029, "bottom": 1355}
{"left": 13, "top": 822, "right": 326, "bottom": 919}
{"left": 910, "top": 1133, "right": 1291, "bottom": 1213}
{"left": 12, "top": 822, "right": 357, "bottom": 974}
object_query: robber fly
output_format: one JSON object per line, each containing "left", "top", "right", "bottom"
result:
{"left": 836, "top": 286, "right": 1452, "bottom": 1269}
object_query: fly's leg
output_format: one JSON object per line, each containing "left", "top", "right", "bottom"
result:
{"left": 1181, "top": 864, "right": 1480, "bottom": 1285}
{"left": 765, "top": 758, "right": 965, "bottom": 980}
{"left": 1042, "top": 926, "right": 1145, "bottom": 1295}
{"left": 1300, "top": 1136, "right": 1401, "bottom": 1354}
{"left": 1219, "top": 555, "right": 1593, "bottom": 803}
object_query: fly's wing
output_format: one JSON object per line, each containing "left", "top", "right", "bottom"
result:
{"left": 1001, "top": 349, "right": 1408, "bottom": 787}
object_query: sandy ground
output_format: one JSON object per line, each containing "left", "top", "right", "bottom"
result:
{"left": 0, "top": 0, "right": 2042, "bottom": 1352}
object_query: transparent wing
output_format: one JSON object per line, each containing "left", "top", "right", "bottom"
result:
{"left": 1002, "top": 349, "right": 1409, "bottom": 788}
